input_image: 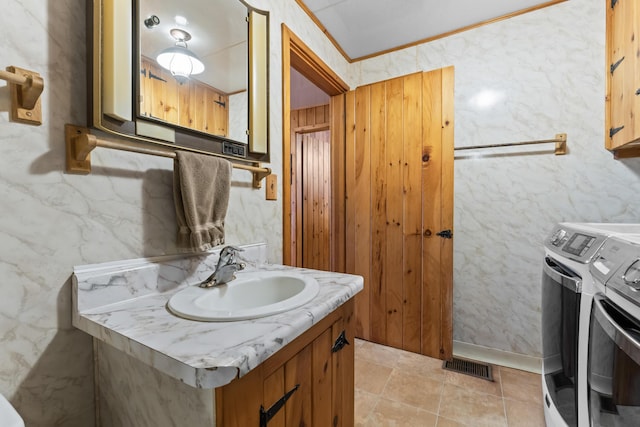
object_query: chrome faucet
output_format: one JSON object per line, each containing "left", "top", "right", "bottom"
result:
{"left": 199, "top": 246, "right": 246, "bottom": 288}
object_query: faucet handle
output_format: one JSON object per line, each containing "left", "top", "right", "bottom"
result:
{"left": 221, "top": 245, "right": 244, "bottom": 255}
{"left": 216, "top": 245, "right": 245, "bottom": 269}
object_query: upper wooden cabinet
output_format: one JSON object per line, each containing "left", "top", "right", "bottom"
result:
{"left": 140, "top": 57, "right": 229, "bottom": 138}
{"left": 605, "top": 0, "right": 640, "bottom": 157}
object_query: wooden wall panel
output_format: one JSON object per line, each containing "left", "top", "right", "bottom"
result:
{"left": 346, "top": 87, "right": 372, "bottom": 340}
{"left": 330, "top": 94, "right": 346, "bottom": 274}
{"left": 140, "top": 56, "right": 228, "bottom": 137}
{"left": 369, "top": 82, "right": 386, "bottom": 344}
{"left": 299, "top": 130, "right": 331, "bottom": 271}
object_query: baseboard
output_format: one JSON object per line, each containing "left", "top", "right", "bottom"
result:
{"left": 453, "top": 340, "right": 541, "bottom": 374}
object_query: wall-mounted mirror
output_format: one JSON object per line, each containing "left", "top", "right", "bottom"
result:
{"left": 87, "top": 0, "right": 269, "bottom": 163}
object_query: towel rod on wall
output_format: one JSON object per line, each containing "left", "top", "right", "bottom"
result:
{"left": 64, "top": 124, "right": 271, "bottom": 189}
{"left": 454, "top": 133, "right": 567, "bottom": 155}
{"left": 0, "top": 66, "right": 44, "bottom": 126}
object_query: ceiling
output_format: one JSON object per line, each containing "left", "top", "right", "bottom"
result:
{"left": 299, "top": 0, "right": 561, "bottom": 60}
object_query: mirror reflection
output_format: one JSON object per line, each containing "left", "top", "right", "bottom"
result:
{"left": 138, "top": 0, "right": 249, "bottom": 143}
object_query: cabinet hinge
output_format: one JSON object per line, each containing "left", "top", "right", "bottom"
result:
{"left": 611, "top": 0, "right": 618, "bottom": 9}
{"left": 260, "top": 384, "right": 299, "bottom": 427}
{"left": 610, "top": 126, "right": 625, "bottom": 137}
{"left": 213, "top": 99, "right": 226, "bottom": 108}
{"left": 331, "top": 330, "right": 350, "bottom": 353}
{"left": 611, "top": 57, "right": 625, "bottom": 74}
{"left": 148, "top": 71, "right": 167, "bottom": 82}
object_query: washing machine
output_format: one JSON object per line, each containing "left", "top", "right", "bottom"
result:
{"left": 542, "top": 223, "right": 640, "bottom": 427}
{"left": 587, "top": 235, "right": 640, "bottom": 426}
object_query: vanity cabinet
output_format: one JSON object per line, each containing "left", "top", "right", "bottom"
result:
{"left": 140, "top": 56, "right": 229, "bottom": 138}
{"left": 215, "top": 298, "right": 355, "bottom": 427}
{"left": 605, "top": 0, "right": 640, "bottom": 157}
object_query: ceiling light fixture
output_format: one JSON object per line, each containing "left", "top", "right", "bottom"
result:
{"left": 156, "top": 28, "right": 204, "bottom": 84}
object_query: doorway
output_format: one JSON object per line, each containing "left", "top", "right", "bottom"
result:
{"left": 290, "top": 104, "right": 331, "bottom": 269}
{"left": 282, "top": 26, "right": 454, "bottom": 361}
{"left": 282, "top": 25, "right": 349, "bottom": 271}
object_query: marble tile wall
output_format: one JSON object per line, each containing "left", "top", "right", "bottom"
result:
{"left": 0, "top": 1, "right": 345, "bottom": 425}
{"left": 350, "top": 0, "right": 640, "bottom": 358}
{"left": 3, "top": 0, "right": 635, "bottom": 424}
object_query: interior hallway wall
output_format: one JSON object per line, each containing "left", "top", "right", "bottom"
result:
{"left": 349, "top": 0, "right": 640, "bottom": 359}
{"left": 0, "top": 0, "right": 347, "bottom": 425}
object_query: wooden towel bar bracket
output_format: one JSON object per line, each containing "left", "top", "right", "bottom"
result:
{"left": 0, "top": 66, "right": 44, "bottom": 125}
{"left": 65, "top": 124, "right": 271, "bottom": 189}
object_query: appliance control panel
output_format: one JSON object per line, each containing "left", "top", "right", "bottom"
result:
{"left": 545, "top": 225, "right": 607, "bottom": 264}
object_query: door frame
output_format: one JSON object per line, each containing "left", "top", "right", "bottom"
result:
{"left": 282, "top": 25, "right": 350, "bottom": 268}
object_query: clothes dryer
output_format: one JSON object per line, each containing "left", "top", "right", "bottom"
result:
{"left": 587, "top": 235, "right": 640, "bottom": 426}
{"left": 542, "top": 223, "right": 640, "bottom": 427}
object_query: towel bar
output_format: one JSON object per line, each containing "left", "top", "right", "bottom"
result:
{"left": 454, "top": 133, "right": 567, "bottom": 155}
{"left": 65, "top": 124, "right": 271, "bottom": 189}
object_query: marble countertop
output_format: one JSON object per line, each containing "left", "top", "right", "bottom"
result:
{"left": 72, "top": 244, "right": 363, "bottom": 389}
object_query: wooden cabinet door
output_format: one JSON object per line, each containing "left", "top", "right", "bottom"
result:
{"left": 216, "top": 299, "right": 355, "bottom": 427}
{"left": 606, "top": 0, "right": 640, "bottom": 154}
{"left": 345, "top": 68, "right": 454, "bottom": 360}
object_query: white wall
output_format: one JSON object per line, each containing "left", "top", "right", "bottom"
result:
{"left": 351, "top": 0, "right": 640, "bottom": 358}
{"left": 4, "top": 0, "right": 638, "bottom": 424}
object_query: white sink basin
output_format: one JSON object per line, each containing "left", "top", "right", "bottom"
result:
{"left": 167, "top": 271, "right": 320, "bottom": 321}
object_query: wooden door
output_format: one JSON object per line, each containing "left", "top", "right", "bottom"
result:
{"left": 345, "top": 68, "right": 454, "bottom": 360}
{"left": 299, "top": 131, "right": 331, "bottom": 270}
{"left": 290, "top": 106, "right": 332, "bottom": 271}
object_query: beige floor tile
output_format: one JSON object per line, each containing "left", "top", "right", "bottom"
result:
{"left": 443, "top": 364, "right": 502, "bottom": 397}
{"left": 356, "top": 339, "right": 407, "bottom": 367}
{"left": 395, "top": 350, "right": 446, "bottom": 382}
{"left": 382, "top": 369, "right": 443, "bottom": 413}
{"left": 355, "top": 388, "right": 379, "bottom": 425}
{"left": 355, "top": 358, "right": 393, "bottom": 394}
{"left": 438, "top": 383, "right": 508, "bottom": 427}
{"left": 436, "top": 416, "right": 468, "bottom": 427}
{"left": 504, "top": 398, "right": 545, "bottom": 427}
{"left": 500, "top": 367, "right": 542, "bottom": 404}
{"left": 366, "top": 397, "right": 438, "bottom": 427}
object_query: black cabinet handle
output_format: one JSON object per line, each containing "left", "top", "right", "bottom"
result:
{"left": 331, "top": 330, "right": 350, "bottom": 353}
{"left": 259, "top": 384, "right": 299, "bottom": 427}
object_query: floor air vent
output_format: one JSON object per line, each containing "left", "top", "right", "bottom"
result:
{"left": 442, "top": 357, "right": 494, "bottom": 381}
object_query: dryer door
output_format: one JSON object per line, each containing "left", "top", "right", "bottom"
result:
{"left": 542, "top": 256, "right": 582, "bottom": 426}
{"left": 588, "top": 295, "right": 640, "bottom": 426}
